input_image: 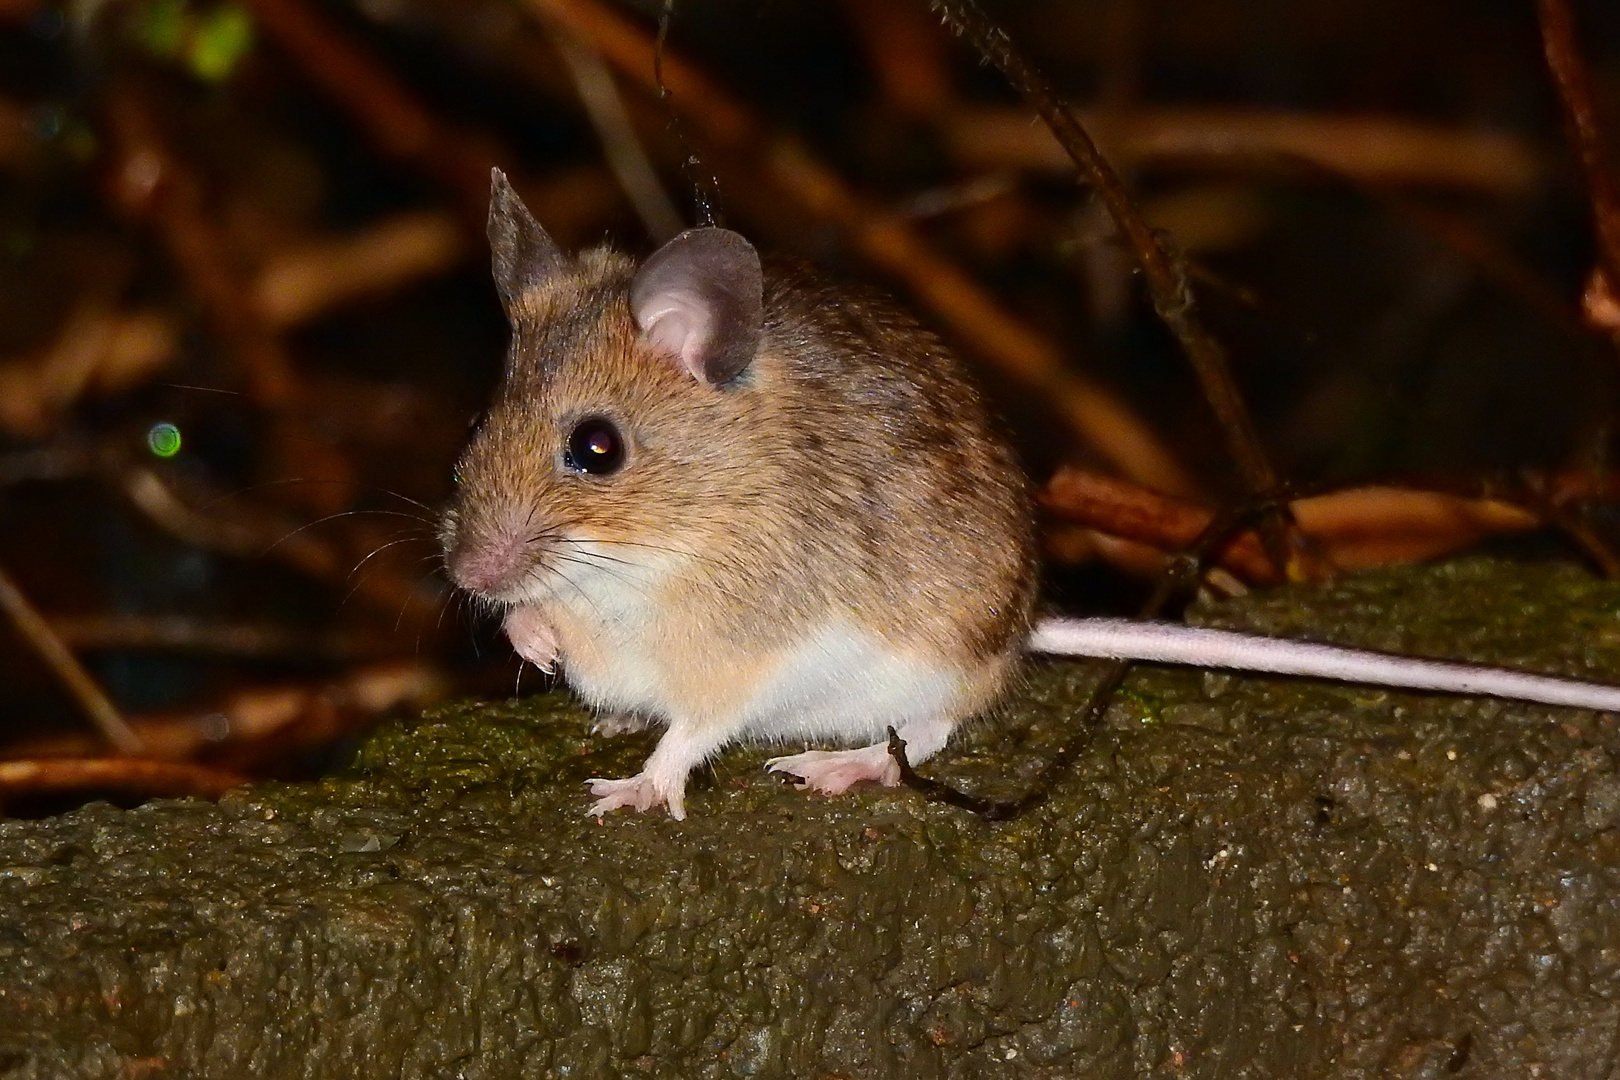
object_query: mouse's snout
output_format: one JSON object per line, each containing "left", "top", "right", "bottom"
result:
{"left": 444, "top": 516, "right": 544, "bottom": 598}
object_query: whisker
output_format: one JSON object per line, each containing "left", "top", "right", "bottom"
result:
{"left": 204, "top": 477, "right": 438, "bottom": 516}
{"left": 264, "top": 509, "right": 438, "bottom": 556}
{"left": 555, "top": 535, "right": 731, "bottom": 568}
{"left": 350, "top": 536, "right": 430, "bottom": 580}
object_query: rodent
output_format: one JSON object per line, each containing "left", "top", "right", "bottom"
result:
{"left": 441, "top": 169, "right": 1620, "bottom": 820}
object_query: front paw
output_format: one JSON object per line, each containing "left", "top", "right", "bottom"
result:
{"left": 586, "top": 773, "right": 686, "bottom": 820}
{"left": 503, "top": 606, "right": 559, "bottom": 671}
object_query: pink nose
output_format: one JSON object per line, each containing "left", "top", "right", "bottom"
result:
{"left": 447, "top": 537, "right": 532, "bottom": 594}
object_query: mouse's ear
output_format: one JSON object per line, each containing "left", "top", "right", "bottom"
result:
{"left": 487, "top": 168, "right": 567, "bottom": 320}
{"left": 630, "top": 227, "right": 763, "bottom": 385}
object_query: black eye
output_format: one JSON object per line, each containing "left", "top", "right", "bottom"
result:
{"left": 564, "top": 416, "right": 625, "bottom": 475}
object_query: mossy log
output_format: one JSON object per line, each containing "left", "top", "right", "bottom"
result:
{"left": 3, "top": 559, "right": 1620, "bottom": 1078}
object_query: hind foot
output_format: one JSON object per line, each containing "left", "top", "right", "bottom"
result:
{"left": 766, "top": 745, "right": 900, "bottom": 794}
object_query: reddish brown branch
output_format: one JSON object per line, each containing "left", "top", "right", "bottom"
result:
{"left": 245, "top": 0, "right": 495, "bottom": 217}
{"left": 8, "top": 663, "right": 446, "bottom": 774}
{"left": 1041, "top": 468, "right": 1544, "bottom": 585}
{"left": 942, "top": 107, "right": 1544, "bottom": 194}
{"left": 0, "top": 759, "right": 245, "bottom": 802}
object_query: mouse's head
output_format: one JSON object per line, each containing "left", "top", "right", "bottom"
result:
{"left": 441, "top": 170, "right": 770, "bottom": 607}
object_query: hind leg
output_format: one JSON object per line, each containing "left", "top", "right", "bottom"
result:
{"left": 766, "top": 714, "right": 955, "bottom": 795}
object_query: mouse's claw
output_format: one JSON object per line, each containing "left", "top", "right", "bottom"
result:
{"left": 586, "top": 773, "right": 686, "bottom": 820}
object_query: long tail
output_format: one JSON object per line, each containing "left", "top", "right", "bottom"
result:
{"left": 1028, "top": 617, "right": 1620, "bottom": 712}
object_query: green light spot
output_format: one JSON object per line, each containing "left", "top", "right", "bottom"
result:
{"left": 188, "top": 5, "right": 255, "bottom": 82}
{"left": 147, "top": 422, "right": 182, "bottom": 458}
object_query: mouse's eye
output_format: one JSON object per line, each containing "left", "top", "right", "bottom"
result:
{"left": 564, "top": 416, "right": 625, "bottom": 475}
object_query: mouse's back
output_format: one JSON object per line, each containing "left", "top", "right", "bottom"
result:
{"left": 748, "top": 262, "right": 1037, "bottom": 665}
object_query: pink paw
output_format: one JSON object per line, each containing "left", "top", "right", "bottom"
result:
{"left": 587, "top": 773, "right": 687, "bottom": 820}
{"left": 503, "top": 606, "right": 558, "bottom": 671}
{"left": 765, "top": 746, "right": 900, "bottom": 795}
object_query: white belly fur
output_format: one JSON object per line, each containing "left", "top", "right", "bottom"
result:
{"left": 560, "top": 610, "right": 964, "bottom": 747}
{"left": 540, "top": 543, "right": 966, "bottom": 745}
{"left": 734, "top": 622, "right": 966, "bottom": 745}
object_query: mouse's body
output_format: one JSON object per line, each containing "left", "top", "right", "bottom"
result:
{"left": 443, "top": 172, "right": 1033, "bottom": 819}
{"left": 443, "top": 171, "right": 1620, "bottom": 820}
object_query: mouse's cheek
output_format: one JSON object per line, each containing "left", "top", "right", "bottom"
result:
{"left": 503, "top": 605, "right": 560, "bottom": 671}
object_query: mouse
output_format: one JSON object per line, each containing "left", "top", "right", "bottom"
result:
{"left": 442, "top": 169, "right": 1620, "bottom": 820}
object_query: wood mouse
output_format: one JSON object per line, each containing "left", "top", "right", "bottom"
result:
{"left": 442, "top": 170, "right": 1620, "bottom": 820}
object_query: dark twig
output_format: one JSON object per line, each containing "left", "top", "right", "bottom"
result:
{"left": 652, "top": 0, "right": 723, "bottom": 228}
{"left": 0, "top": 560, "right": 143, "bottom": 754}
{"left": 517, "top": 0, "right": 1196, "bottom": 495}
{"left": 1519, "top": 472, "right": 1620, "bottom": 579}
{"left": 924, "top": 0, "right": 1296, "bottom": 570}
{"left": 890, "top": 502, "right": 1273, "bottom": 818}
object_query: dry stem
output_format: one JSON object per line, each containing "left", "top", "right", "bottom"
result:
{"left": 0, "top": 561, "right": 142, "bottom": 754}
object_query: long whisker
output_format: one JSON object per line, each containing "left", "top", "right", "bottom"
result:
{"left": 264, "top": 509, "right": 438, "bottom": 555}
{"left": 205, "top": 478, "right": 437, "bottom": 516}
{"left": 561, "top": 548, "right": 753, "bottom": 606}
{"left": 554, "top": 535, "right": 737, "bottom": 571}
{"left": 349, "top": 536, "right": 431, "bottom": 579}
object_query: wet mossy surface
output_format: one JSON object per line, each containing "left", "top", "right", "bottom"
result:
{"left": 4, "top": 558, "right": 1620, "bottom": 1077}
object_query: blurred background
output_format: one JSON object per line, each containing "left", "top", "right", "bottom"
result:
{"left": 1, "top": 0, "right": 1618, "bottom": 805}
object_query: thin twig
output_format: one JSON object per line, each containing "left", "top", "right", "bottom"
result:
{"left": 652, "top": 0, "right": 723, "bottom": 228}
{"left": 924, "top": 0, "right": 1295, "bottom": 568}
{"left": 118, "top": 467, "right": 442, "bottom": 627}
{"left": 245, "top": 0, "right": 495, "bottom": 217}
{"left": 0, "top": 560, "right": 143, "bottom": 754}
